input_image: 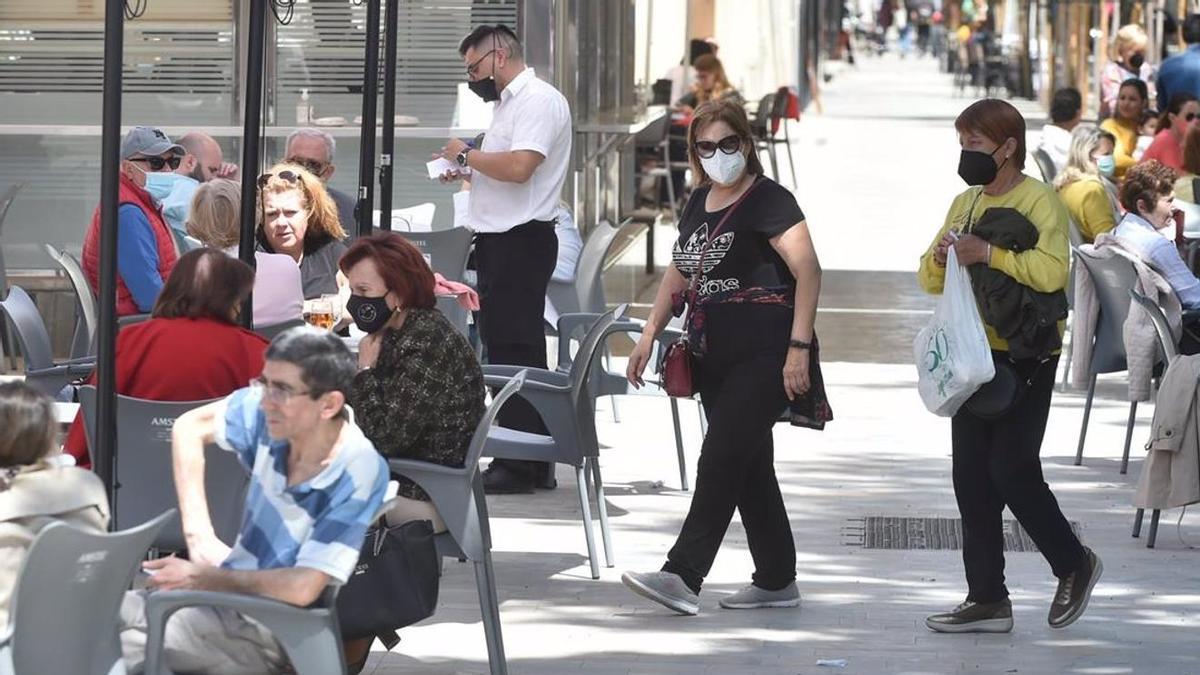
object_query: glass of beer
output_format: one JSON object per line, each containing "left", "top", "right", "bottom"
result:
{"left": 305, "top": 298, "right": 335, "bottom": 330}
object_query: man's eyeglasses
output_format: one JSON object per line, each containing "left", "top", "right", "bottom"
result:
{"left": 130, "top": 155, "right": 182, "bottom": 171}
{"left": 466, "top": 49, "right": 496, "bottom": 78}
{"left": 250, "top": 376, "right": 313, "bottom": 405}
{"left": 694, "top": 134, "right": 743, "bottom": 159}
{"left": 257, "top": 170, "right": 300, "bottom": 189}
{"left": 285, "top": 157, "right": 328, "bottom": 177}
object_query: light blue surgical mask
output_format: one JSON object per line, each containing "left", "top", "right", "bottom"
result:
{"left": 143, "top": 172, "right": 199, "bottom": 236}
{"left": 1095, "top": 154, "right": 1116, "bottom": 177}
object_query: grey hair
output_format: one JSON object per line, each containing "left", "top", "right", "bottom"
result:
{"left": 1054, "top": 124, "right": 1105, "bottom": 190}
{"left": 285, "top": 127, "right": 336, "bottom": 163}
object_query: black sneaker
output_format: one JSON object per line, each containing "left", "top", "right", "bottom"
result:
{"left": 925, "top": 598, "right": 1013, "bottom": 633}
{"left": 481, "top": 464, "right": 535, "bottom": 494}
{"left": 1048, "top": 546, "right": 1103, "bottom": 629}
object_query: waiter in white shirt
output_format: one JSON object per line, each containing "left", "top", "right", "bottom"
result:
{"left": 439, "top": 24, "right": 572, "bottom": 494}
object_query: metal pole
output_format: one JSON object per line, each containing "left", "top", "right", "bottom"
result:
{"left": 94, "top": 0, "right": 125, "bottom": 509}
{"left": 237, "top": 0, "right": 269, "bottom": 329}
{"left": 357, "top": 0, "right": 382, "bottom": 237}
{"left": 378, "top": 0, "right": 399, "bottom": 229}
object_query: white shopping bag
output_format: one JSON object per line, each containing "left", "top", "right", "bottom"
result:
{"left": 913, "top": 246, "right": 995, "bottom": 416}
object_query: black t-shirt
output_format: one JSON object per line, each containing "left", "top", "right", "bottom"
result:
{"left": 672, "top": 177, "right": 804, "bottom": 298}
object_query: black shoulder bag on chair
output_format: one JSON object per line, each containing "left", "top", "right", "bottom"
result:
{"left": 336, "top": 518, "right": 441, "bottom": 648}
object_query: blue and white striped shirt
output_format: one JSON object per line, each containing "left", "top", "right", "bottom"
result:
{"left": 213, "top": 387, "right": 387, "bottom": 584}
{"left": 1113, "top": 212, "right": 1200, "bottom": 309}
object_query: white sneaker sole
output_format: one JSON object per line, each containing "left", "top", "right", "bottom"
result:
{"left": 1050, "top": 554, "right": 1104, "bottom": 630}
{"left": 925, "top": 616, "right": 1014, "bottom": 634}
{"left": 719, "top": 597, "right": 801, "bottom": 610}
{"left": 621, "top": 572, "right": 699, "bottom": 616}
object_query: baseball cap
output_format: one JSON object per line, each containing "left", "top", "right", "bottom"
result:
{"left": 120, "top": 126, "right": 185, "bottom": 160}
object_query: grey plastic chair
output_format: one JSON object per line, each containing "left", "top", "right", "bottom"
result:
{"left": 1060, "top": 218, "right": 1085, "bottom": 389}
{"left": 1128, "top": 289, "right": 1179, "bottom": 549}
{"left": 257, "top": 318, "right": 306, "bottom": 342}
{"left": 387, "top": 373, "right": 526, "bottom": 675}
{"left": 546, "top": 219, "right": 624, "bottom": 319}
{"left": 436, "top": 295, "right": 470, "bottom": 340}
{"left": 1073, "top": 251, "right": 1143, "bottom": 474}
{"left": 483, "top": 306, "right": 626, "bottom": 580}
{"left": 46, "top": 245, "right": 99, "bottom": 359}
{"left": 1032, "top": 147, "right": 1057, "bottom": 183}
{"left": 0, "top": 510, "right": 173, "bottom": 675}
{"left": 0, "top": 285, "right": 95, "bottom": 396}
{"left": 383, "top": 226, "right": 474, "bottom": 282}
{"left": 78, "top": 387, "right": 248, "bottom": 552}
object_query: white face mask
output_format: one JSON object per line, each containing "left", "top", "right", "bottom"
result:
{"left": 700, "top": 149, "right": 747, "bottom": 186}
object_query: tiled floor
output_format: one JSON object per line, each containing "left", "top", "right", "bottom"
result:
{"left": 362, "top": 55, "right": 1200, "bottom": 674}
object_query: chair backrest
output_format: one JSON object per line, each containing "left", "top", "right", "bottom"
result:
{"left": 47, "top": 245, "right": 98, "bottom": 354}
{"left": 256, "top": 318, "right": 306, "bottom": 342}
{"left": 770, "top": 87, "right": 791, "bottom": 122}
{"left": 0, "top": 183, "right": 25, "bottom": 298}
{"left": 435, "top": 295, "right": 469, "bottom": 338}
{"left": 1066, "top": 215, "right": 1084, "bottom": 248}
{"left": 392, "top": 227, "right": 473, "bottom": 282}
{"left": 1130, "top": 289, "right": 1179, "bottom": 360}
{"left": 372, "top": 202, "right": 437, "bottom": 232}
{"left": 77, "top": 387, "right": 249, "bottom": 551}
{"left": 0, "top": 285, "right": 55, "bottom": 371}
{"left": 752, "top": 94, "right": 775, "bottom": 137}
{"left": 1032, "top": 147, "right": 1057, "bottom": 183}
{"left": 574, "top": 219, "right": 625, "bottom": 314}
{"left": 8, "top": 510, "right": 173, "bottom": 675}
{"left": 1075, "top": 250, "right": 1137, "bottom": 374}
{"left": 451, "top": 372, "right": 526, "bottom": 560}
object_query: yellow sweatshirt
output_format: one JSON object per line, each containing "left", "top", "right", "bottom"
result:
{"left": 918, "top": 176, "right": 1070, "bottom": 352}
{"left": 1057, "top": 177, "right": 1117, "bottom": 243}
{"left": 1100, "top": 116, "right": 1139, "bottom": 179}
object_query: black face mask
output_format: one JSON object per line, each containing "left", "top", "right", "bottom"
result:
{"left": 1127, "top": 53, "right": 1145, "bottom": 69}
{"left": 468, "top": 48, "right": 501, "bottom": 102}
{"left": 957, "top": 146, "right": 1008, "bottom": 186}
{"left": 346, "top": 294, "right": 393, "bottom": 334}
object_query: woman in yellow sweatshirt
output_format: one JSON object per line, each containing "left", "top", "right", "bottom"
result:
{"left": 919, "top": 99, "right": 1101, "bottom": 635}
{"left": 1100, "top": 78, "right": 1149, "bottom": 179}
{"left": 1054, "top": 125, "right": 1121, "bottom": 242}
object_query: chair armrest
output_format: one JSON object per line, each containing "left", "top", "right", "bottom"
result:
{"left": 482, "top": 373, "right": 568, "bottom": 394}
{"left": 555, "top": 313, "right": 645, "bottom": 369}
{"left": 481, "top": 365, "right": 570, "bottom": 389}
{"left": 387, "top": 457, "right": 465, "bottom": 479}
{"left": 145, "top": 589, "right": 327, "bottom": 621}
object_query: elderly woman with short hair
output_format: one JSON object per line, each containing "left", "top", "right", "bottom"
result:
{"left": 186, "top": 178, "right": 304, "bottom": 327}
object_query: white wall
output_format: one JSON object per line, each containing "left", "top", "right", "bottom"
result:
{"left": 636, "top": 0, "right": 691, "bottom": 85}
{"left": 712, "top": 0, "right": 800, "bottom": 102}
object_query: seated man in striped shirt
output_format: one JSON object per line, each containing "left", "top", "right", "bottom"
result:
{"left": 119, "top": 327, "right": 388, "bottom": 674}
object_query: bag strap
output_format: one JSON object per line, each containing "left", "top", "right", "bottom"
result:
{"left": 686, "top": 176, "right": 764, "bottom": 298}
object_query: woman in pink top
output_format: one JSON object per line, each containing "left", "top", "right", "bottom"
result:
{"left": 1141, "top": 93, "right": 1200, "bottom": 172}
{"left": 186, "top": 179, "right": 305, "bottom": 327}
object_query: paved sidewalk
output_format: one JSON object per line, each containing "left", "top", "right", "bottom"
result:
{"left": 364, "top": 55, "right": 1200, "bottom": 674}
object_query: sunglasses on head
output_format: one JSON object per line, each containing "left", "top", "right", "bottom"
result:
{"left": 257, "top": 170, "right": 300, "bottom": 189}
{"left": 694, "top": 134, "right": 743, "bottom": 159}
{"left": 130, "top": 155, "right": 182, "bottom": 171}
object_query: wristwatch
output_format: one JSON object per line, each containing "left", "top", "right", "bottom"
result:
{"left": 788, "top": 338, "right": 813, "bottom": 351}
{"left": 456, "top": 147, "right": 472, "bottom": 168}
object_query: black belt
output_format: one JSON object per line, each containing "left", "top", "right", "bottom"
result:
{"left": 476, "top": 218, "right": 556, "bottom": 238}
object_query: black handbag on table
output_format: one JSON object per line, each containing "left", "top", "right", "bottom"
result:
{"left": 336, "top": 518, "right": 441, "bottom": 647}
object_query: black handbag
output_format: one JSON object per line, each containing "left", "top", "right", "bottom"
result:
{"left": 964, "top": 355, "right": 1045, "bottom": 420}
{"left": 336, "top": 518, "right": 441, "bottom": 645}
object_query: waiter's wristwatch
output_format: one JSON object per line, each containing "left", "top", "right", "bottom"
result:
{"left": 456, "top": 147, "right": 473, "bottom": 168}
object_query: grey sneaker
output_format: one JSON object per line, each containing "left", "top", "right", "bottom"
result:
{"left": 719, "top": 582, "right": 801, "bottom": 609}
{"left": 1048, "top": 546, "right": 1103, "bottom": 629}
{"left": 925, "top": 598, "right": 1013, "bottom": 633}
{"left": 621, "top": 571, "right": 700, "bottom": 615}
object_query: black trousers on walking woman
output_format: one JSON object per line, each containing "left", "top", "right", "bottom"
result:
{"left": 951, "top": 353, "right": 1085, "bottom": 603}
{"left": 661, "top": 305, "right": 798, "bottom": 594}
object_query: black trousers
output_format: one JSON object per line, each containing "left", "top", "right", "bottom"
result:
{"left": 474, "top": 221, "right": 558, "bottom": 481}
{"left": 662, "top": 341, "right": 797, "bottom": 594}
{"left": 951, "top": 354, "right": 1085, "bottom": 603}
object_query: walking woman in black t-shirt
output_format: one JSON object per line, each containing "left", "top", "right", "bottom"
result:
{"left": 621, "top": 99, "right": 831, "bottom": 615}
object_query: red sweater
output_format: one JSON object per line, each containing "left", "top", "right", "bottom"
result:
{"left": 64, "top": 317, "right": 268, "bottom": 467}
{"left": 1141, "top": 128, "right": 1186, "bottom": 172}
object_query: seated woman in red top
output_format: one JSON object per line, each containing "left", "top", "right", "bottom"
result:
{"left": 63, "top": 248, "right": 268, "bottom": 467}
{"left": 1140, "top": 93, "right": 1200, "bottom": 171}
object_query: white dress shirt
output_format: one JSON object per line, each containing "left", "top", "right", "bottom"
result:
{"left": 467, "top": 67, "right": 572, "bottom": 234}
{"left": 1038, "top": 124, "right": 1072, "bottom": 174}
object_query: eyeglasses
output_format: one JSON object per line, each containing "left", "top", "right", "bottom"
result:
{"left": 250, "top": 376, "right": 313, "bottom": 405}
{"left": 130, "top": 155, "right": 182, "bottom": 171}
{"left": 466, "top": 49, "right": 496, "bottom": 77}
{"left": 1186, "top": 112, "right": 1199, "bottom": 122}
{"left": 257, "top": 170, "right": 300, "bottom": 189}
{"left": 694, "top": 134, "right": 743, "bottom": 159}
{"left": 285, "top": 157, "right": 328, "bottom": 177}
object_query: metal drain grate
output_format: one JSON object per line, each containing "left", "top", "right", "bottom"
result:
{"left": 843, "top": 517, "right": 1080, "bottom": 552}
